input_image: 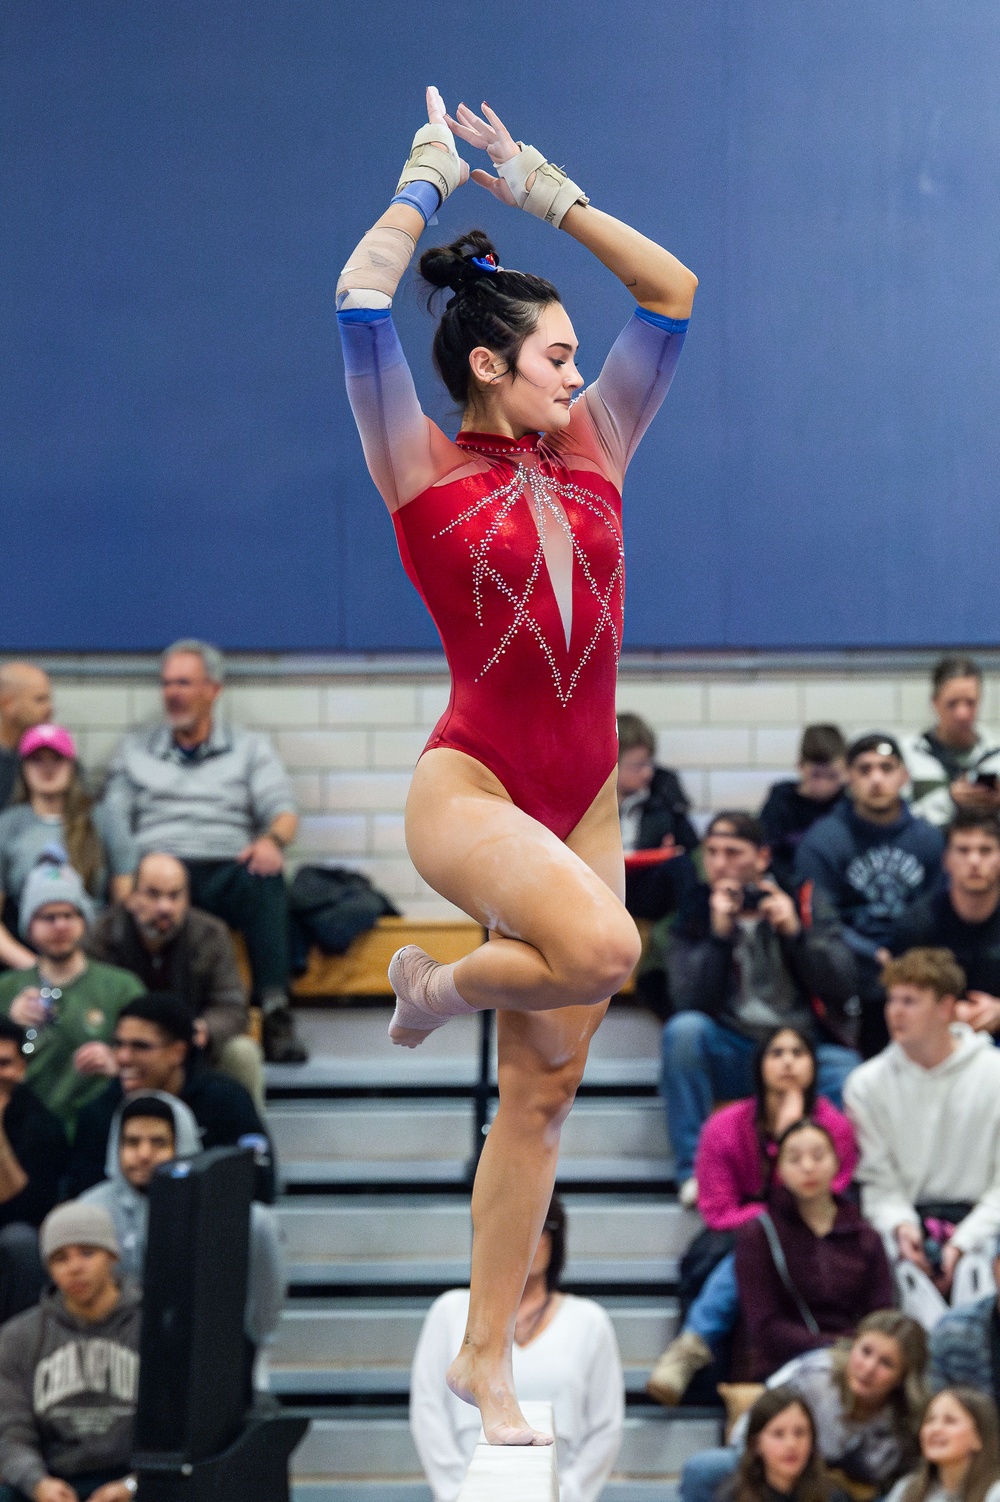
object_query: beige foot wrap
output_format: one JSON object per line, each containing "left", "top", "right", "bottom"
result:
{"left": 498, "top": 143, "right": 589, "bottom": 227}
{"left": 396, "top": 123, "right": 464, "bottom": 204}
{"left": 388, "top": 945, "right": 476, "bottom": 1047}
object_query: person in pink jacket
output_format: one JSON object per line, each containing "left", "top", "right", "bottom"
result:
{"left": 648, "top": 1025, "right": 859, "bottom": 1405}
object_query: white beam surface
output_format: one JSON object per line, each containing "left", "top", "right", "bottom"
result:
{"left": 456, "top": 1403, "right": 558, "bottom": 1502}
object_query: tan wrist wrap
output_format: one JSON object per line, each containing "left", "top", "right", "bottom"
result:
{"left": 395, "top": 123, "right": 463, "bottom": 204}
{"left": 498, "top": 143, "right": 589, "bottom": 227}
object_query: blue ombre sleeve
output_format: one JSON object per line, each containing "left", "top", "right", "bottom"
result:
{"left": 582, "top": 307, "right": 688, "bottom": 483}
{"left": 338, "top": 308, "right": 437, "bottom": 512}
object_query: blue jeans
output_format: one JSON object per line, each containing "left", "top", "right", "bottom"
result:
{"left": 686, "top": 1251, "right": 739, "bottom": 1346}
{"left": 660, "top": 1010, "right": 860, "bottom": 1180}
{"left": 680, "top": 1448, "right": 739, "bottom": 1502}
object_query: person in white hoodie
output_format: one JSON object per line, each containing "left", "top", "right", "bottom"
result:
{"left": 844, "top": 947, "right": 1000, "bottom": 1327}
{"left": 79, "top": 1092, "right": 284, "bottom": 1359}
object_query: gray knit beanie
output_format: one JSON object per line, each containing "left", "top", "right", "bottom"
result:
{"left": 19, "top": 857, "right": 95, "bottom": 937}
{"left": 40, "top": 1202, "right": 121, "bottom": 1262}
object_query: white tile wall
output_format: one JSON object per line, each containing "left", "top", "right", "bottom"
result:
{"left": 37, "top": 657, "right": 996, "bottom": 918}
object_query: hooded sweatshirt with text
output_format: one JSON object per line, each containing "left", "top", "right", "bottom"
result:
{"left": 0, "top": 1281, "right": 141, "bottom": 1495}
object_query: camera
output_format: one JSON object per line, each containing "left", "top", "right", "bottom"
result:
{"left": 741, "top": 884, "right": 767, "bottom": 913}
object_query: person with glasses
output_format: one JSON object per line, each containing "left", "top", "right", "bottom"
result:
{"left": 66, "top": 993, "right": 275, "bottom": 1203}
{"left": 0, "top": 860, "right": 143, "bottom": 1133}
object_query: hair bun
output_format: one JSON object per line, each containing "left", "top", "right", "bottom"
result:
{"left": 419, "top": 230, "right": 501, "bottom": 294}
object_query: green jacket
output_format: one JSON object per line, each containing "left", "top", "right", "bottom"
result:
{"left": 0, "top": 961, "right": 145, "bottom": 1135}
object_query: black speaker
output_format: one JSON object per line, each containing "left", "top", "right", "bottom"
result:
{"left": 134, "top": 1146, "right": 253, "bottom": 1465}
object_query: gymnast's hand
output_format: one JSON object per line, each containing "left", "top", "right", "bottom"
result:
{"left": 444, "top": 101, "right": 527, "bottom": 205}
{"left": 424, "top": 85, "right": 470, "bottom": 187}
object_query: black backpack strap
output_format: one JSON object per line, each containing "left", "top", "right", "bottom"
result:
{"left": 757, "top": 1211, "right": 821, "bottom": 1337}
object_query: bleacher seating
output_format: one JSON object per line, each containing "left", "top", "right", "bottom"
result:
{"left": 266, "top": 1002, "right": 717, "bottom": 1500}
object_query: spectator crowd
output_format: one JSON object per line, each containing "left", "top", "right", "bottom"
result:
{"left": 0, "top": 645, "right": 294, "bottom": 1501}
{"left": 5, "top": 643, "right": 1000, "bottom": 1501}
{"left": 611, "top": 651, "right": 1000, "bottom": 1502}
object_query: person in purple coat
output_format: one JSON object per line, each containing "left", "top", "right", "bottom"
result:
{"left": 736, "top": 1118, "right": 894, "bottom": 1380}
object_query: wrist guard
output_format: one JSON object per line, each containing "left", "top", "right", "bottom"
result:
{"left": 497, "top": 144, "right": 589, "bottom": 227}
{"left": 395, "top": 123, "right": 464, "bottom": 206}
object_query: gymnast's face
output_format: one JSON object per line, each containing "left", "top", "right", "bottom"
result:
{"left": 470, "top": 302, "right": 584, "bottom": 436}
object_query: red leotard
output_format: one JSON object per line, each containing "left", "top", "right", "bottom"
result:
{"left": 339, "top": 304, "right": 687, "bottom": 840}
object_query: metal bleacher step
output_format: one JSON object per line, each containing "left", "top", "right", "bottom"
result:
{"left": 279, "top": 1194, "right": 699, "bottom": 1286}
{"left": 271, "top": 1097, "right": 673, "bottom": 1187}
{"left": 289, "top": 1407, "right": 721, "bottom": 1502}
{"left": 270, "top": 1295, "right": 681, "bottom": 1397}
{"left": 267, "top": 1001, "right": 663, "bottom": 1095}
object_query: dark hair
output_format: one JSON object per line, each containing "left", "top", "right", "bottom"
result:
{"left": 617, "top": 712, "right": 656, "bottom": 757}
{"left": 120, "top": 1095, "right": 176, "bottom": 1140}
{"left": 932, "top": 655, "right": 982, "bottom": 695}
{"left": 776, "top": 1116, "right": 840, "bottom": 1166}
{"left": 118, "top": 993, "right": 194, "bottom": 1047}
{"left": 903, "top": 1387, "right": 1000, "bottom": 1502}
{"left": 707, "top": 810, "right": 767, "bottom": 848}
{"left": 541, "top": 1194, "right": 566, "bottom": 1292}
{"left": 946, "top": 809, "right": 1000, "bottom": 847}
{"left": 732, "top": 1388, "right": 830, "bottom": 1502}
{"left": 846, "top": 732, "right": 903, "bottom": 766}
{"left": 0, "top": 1015, "right": 26, "bottom": 1051}
{"left": 754, "top": 1027, "right": 818, "bottom": 1135}
{"left": 419, "top": 230, "right": 561, "bottom": 405}
{"left": 799, "top": 724, "right": 847, "bottom": 765}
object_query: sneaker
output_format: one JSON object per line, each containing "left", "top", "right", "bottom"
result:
{"left": 646, "top": 1330, "right": 712, "bottom": 1407}
{"left": 262, "top": 1006, "right": 309, "bottom": 1064}
{"left": 679, "top": 1175, "right": 699, "bottom": 1210}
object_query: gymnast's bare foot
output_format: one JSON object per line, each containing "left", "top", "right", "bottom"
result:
{"left": 446, "top": 1350, "right": 554, "bottom": 1446}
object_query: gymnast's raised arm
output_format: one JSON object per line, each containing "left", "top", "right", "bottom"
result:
{"left": 447, "top": 100, "right": 697, "bottom": 483}
{"left": 446, "top": 100, "right": 697, "bottom": 318}
{"left": 335, "top": 87, "right": 468, "bottom": 512}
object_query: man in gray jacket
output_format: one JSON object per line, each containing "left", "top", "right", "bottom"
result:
{"left": 101, "top": 640, "right": 305, "bottom": 1063}
{"left": 0, "top": 1201, "right": 140, "bottom": 1502}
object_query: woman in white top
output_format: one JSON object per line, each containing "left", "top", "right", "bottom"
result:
{"left": 410, "top": 1196, "right": 624, "bottom": 1502}
{"left": 885, "top": 1388, "right": 1000, "bottom": 1502}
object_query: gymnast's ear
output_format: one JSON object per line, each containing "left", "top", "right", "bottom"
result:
{"left": 468, "top": 345, "right": 508, "bottom": 387}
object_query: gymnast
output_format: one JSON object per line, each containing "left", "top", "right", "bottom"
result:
{"left": 337, "top": 86, "right": 697, "bottom": 1446}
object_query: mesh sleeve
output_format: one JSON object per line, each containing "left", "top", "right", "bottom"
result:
{"left": 575, "top": 306, "right": 688, "bottom": 487}
{"left": 338, "top": 308, "right": 457, "bottom": 511}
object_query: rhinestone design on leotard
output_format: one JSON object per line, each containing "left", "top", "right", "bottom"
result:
{"left": 434, "top": 461, "right": 625, "bottom": 706}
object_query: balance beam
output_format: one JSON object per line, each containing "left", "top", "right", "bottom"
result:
{"left": 457, "top": 1404, "right": 558, "bottom": 1502}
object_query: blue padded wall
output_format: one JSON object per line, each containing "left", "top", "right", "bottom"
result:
{"left": 2, "top": 1, "right": 999, "bottom": 649}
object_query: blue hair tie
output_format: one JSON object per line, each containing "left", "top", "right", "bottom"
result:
{"left": 470, "top": 254, "right": 502, "bottom": 273}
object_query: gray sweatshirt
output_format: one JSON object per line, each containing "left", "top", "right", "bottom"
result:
{"left": 101, "top": 718, "right": 296, "bottom": 861}
{"left": 0, "top": 1282, "right": 142, "bottom": 1495}
{"left": 80, "top": 1091, "right": 284, "bottom": 1345}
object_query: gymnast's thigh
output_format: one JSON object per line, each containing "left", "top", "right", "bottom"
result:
{"left": 495, "top": 767, "right": 626, "bottom": 1077}
{"left": 405, "top": 748, "right": 626, "bottom": 959}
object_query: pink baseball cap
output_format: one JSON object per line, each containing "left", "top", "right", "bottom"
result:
{"left": 18, "top": 723, "right": 77, "bottom": 761}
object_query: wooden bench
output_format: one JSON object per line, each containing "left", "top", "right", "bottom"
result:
{"left": 237, "top": 913, "right": 648, "bottom": 1003}
{"left": 234, "top": 916, "right": 486, "bottom": 1001}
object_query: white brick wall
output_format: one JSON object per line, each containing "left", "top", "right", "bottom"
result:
{"left": 29, "top": 654, "right": 991, "bottom": 918}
